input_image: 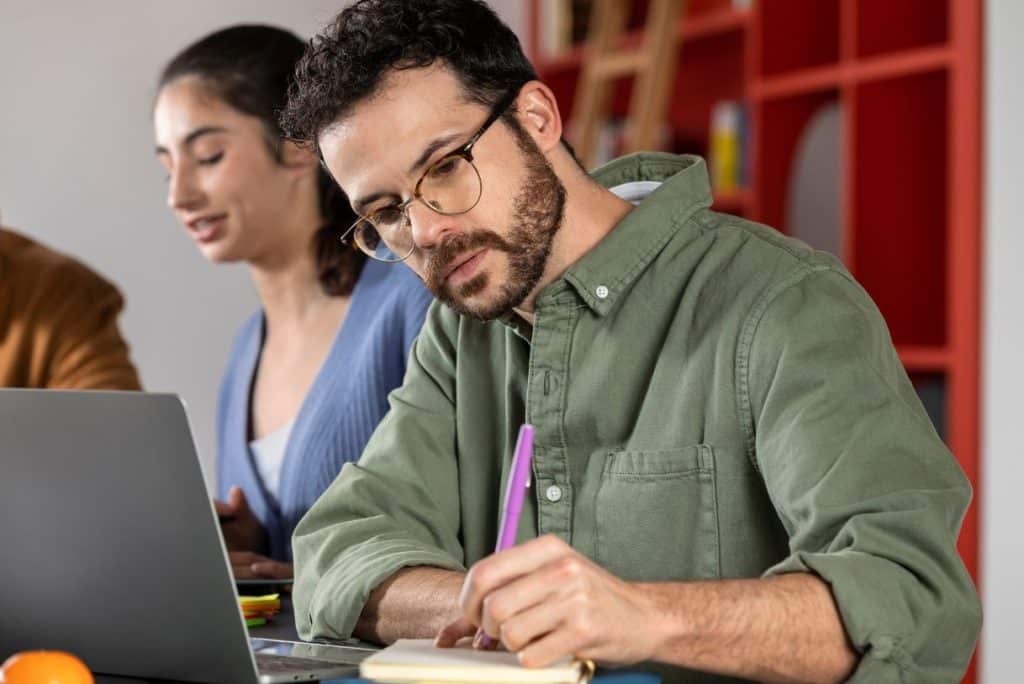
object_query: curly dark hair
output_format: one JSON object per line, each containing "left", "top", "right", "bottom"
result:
{"left": 159, "top": 24, "right": 364, "bottom": 297}
{"left": 280, "top": 0, "right": 539, "bottom": 151}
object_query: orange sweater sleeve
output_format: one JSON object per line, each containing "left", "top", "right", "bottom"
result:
{"left": 7, "top": 254, "right": 144, "bottom": 391}
{"left": 42, "top": 268, "right": 142, "bottom": 391}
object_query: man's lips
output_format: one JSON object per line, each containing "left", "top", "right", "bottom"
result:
{"left": 444, "top": 249, "right": 487, "bottom": 284}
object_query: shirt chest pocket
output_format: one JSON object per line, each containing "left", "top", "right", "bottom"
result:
{"left": 594, "top": 445, "right": 720, "bottom": 582}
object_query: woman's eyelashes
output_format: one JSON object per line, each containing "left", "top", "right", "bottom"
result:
{"left": 160, "top": 150, "right": 224, "bottom": 182}
{"left": 198, "top": 151, "right": 225, "bottom": 166}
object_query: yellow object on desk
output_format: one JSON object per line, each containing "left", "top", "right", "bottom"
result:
{"left": 239, "top": 593, "right": 281, "bottom": 623}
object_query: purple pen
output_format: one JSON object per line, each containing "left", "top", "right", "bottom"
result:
{"left": 476, "top": 423, "right": 534, "bottom": 649}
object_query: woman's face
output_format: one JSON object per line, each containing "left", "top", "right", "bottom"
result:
{"left": 154, "top": 75, "right": 299, "bottom": 264}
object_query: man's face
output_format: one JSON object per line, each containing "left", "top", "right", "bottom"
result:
{"left": 318, "top": 66, "right": 565, "bottom": 320}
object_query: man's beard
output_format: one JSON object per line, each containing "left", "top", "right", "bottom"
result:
{"left": 424, "top": 138, "right": 567, "bottom": 321}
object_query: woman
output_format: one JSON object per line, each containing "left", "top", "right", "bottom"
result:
{"left": 153, "top": 25, "right": 432, "bottom": 580}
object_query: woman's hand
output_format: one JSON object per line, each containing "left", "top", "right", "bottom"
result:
{"left": 214, "top": 485, "right": 268, "bottom": 552}
{"left": 229, "top": 551, "right": 293, "bottom": 582}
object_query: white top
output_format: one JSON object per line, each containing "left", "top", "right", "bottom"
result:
{"left": 249, "top": 419, "right": 295, "bottom": 502}
{"left": 610, "top": 179, "right": 662, "bottom": 205}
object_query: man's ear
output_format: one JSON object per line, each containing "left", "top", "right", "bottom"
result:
{"left": 515, "top": 81, "right": 565, "bottom": 154}
{"left": 279, "top": 139, "right": 320, "bottom": 173}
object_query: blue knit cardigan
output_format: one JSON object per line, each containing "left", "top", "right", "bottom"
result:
{"left": 216, "top": 260, "right": 433, "bottom": 561}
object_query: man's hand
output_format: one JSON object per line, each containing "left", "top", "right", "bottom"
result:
{"left": 436, "top": 535, "right": 661, "bottom": 668}
{"left": 214, "top": 485, "right": 268, "bottom": 553}
{"left": 229, "top": 551, "right": 293, "bottom": 582}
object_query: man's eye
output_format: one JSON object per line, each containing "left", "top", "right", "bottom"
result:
{"left": 198, "top": 151, "right": 224, "bottom": 166}
{"left": 373, "top": 207, "right": 404, "bottom": 226}
{"left": 427, "top": 156, "right": 462, "bottom": 178}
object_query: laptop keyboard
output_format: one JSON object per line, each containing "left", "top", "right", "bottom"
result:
{"left": 255, "top": 652, "right": 360, "bottom": 675}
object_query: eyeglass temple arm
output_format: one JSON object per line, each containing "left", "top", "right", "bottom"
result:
{"left": 464, "top": 87, "right": 523, "bottom": 152}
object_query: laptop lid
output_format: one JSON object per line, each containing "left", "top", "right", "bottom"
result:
{"left": 0, "top": 390, "right": 260, "bottom": 683}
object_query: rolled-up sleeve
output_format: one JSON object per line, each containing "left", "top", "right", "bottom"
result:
{"left": 292, "top": 303, "right": 466, "bottom": 640}
{"left": 741, "top": 267, "right": 981, "bottom": 682}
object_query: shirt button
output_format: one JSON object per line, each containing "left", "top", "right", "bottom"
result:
{"left": 545, "top": 485, "right": 563, "bottom": 503}
{"left": 595, "top": 285, "right": 609, "bottom": 299}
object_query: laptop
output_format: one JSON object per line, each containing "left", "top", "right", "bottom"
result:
{"left": 0, "top": 389, "right": 374, "bottom": 683}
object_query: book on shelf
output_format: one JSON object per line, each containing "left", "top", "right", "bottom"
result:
{"left": 537, "top": 0, "right": 754, "bottom": 60}
{"left": 538, "top": 0, "right": 591, "bottom": 57}
{"left": 540, "top": 0, "right": 572, "bottom": 58}
{"left": 538, "top": 1, "right": 654, "bottom": 59}
{"left": 709, "top": 100, "right": 749, "bottom": 193}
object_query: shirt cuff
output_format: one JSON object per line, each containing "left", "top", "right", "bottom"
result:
{"left": 762, "top": 549, "right": 974, "bottom": 682}
{"left": 300, "top": 539, "right": 466, "bottom": 641}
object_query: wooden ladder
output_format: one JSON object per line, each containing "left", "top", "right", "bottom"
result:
{"left": 569, "top": 0, "right": 686, "bottom": 169}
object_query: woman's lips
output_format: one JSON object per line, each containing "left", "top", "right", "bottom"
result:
{"left": 188, "top": 215, "right": 226, "bottom": 244}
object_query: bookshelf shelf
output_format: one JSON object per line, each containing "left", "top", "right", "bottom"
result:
{"left": 752, "top": 64, "right": 842, "bottom": 100}
{"left": 751, "top": 46, "right": 953, "bottom": 101}
{"left": 853, "top": 45, "right": 952, "bottom": 85}
{"left": 528, "top": 3, "right": 981, "bottom": 679}
{"left": 899, "top": 346, "right": 952, "bottom": 372}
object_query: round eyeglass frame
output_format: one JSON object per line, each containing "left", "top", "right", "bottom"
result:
{"left": 339, "top": 86, "right": 523, "bottom": 263}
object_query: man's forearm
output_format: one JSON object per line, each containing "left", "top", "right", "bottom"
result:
{"left": 646, "top": 573, "right": 858, "bottom": 683}
{"left": 354, "top": 567, "right": 466, "bottom": 644}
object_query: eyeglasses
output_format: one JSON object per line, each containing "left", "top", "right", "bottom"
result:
{"left": 340, "top": 86, "right": 522, "bottom": 263}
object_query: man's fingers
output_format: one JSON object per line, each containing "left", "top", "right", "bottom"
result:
{"left": 496, "top": 599, "right": 566, "bottom": 654}
{"left": 478, "top": 565, "right": 564, "bottom": 638}
{"left": 516, "top": 627, "right": 587, "bottom": 670}
{"left": 434, "top": 617, "right": 476, "bottom": 648}
{"left": 461, "top": 535, "right": 571, "bottom": 623}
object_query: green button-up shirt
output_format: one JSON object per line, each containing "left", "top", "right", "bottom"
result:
{"left": 293, "top": 153, "right": 980, "bottom": 683}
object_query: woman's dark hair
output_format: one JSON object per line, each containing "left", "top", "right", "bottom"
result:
{"left": 280, "top": 0, "right": 541, "bottom": 152}
{"left": 159, "top": 24, "right": 364, "bottom": 297}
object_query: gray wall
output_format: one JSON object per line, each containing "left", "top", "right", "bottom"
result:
{"left": 982, "top": 0, "right": 1024, "bottom": 680}
{"left": 0, "top": 1, "right": 522, "bottom": 485}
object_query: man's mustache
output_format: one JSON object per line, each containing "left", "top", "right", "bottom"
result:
{"left": 425, "top": 229, "right": 513, "bottom": 289}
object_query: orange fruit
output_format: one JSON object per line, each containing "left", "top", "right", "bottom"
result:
{"left": 1, "top": 651, "right": 93, "bottom": 684}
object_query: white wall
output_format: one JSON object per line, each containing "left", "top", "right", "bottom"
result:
{"left": 982, "top": 0, "right": 1024, "bottom": 680}
{"left": 1, "top": 0, "right": 1018, "bottom": 677}
{"left": 0, "top": 1, "right": 523, "bottom": 484}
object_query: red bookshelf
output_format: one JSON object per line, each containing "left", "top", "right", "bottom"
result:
{"left": 528, "top": 1, "right": 982, "bottom": 680}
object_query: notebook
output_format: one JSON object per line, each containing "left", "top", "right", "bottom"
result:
{"left": 359, "top": 639, "right": 594, "bottom": 683}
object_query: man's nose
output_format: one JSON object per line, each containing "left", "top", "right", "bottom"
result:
{"left": 407, "top": 201, "right": 458, "bottom": 250}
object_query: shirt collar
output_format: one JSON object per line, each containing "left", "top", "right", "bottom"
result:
{"left": 542, "top": 153, "right": 713, "bottom": 317}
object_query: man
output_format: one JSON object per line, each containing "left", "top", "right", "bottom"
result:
{"left": 1, "top": 225, "right": 140, "bottom": 390}
{"left": 280, "top": 1, "right": 980, "bottom": 682}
